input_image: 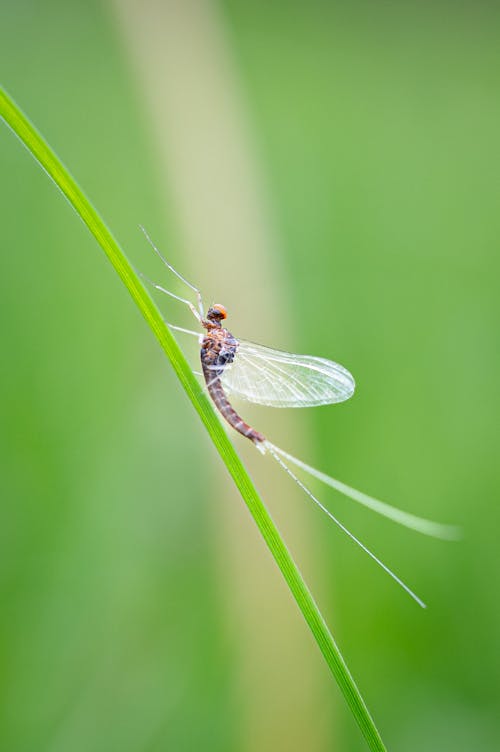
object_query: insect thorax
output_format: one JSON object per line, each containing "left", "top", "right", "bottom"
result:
{"left": 201, "top": 327, "right": 238, "bottom": 377}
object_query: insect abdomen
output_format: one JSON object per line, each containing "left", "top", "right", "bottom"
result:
{"left": 203, "top": 367, "right": 265, "bottom": 444}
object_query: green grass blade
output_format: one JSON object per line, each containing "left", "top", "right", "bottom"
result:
{"left": 0, "top": 85, "right": 388, "bottom": 752}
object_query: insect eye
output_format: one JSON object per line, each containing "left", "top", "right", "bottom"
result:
{"left": 212, "top": 304, "right": 227, "bottom": 319}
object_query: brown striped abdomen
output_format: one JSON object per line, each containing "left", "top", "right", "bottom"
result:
{"left": 202, "top": 365, "right": 265, "bottom": 445}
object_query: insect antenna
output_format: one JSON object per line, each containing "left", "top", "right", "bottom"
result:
{"left": 139, "top": 225, "right": 204, "bottom": 317}
{"left": 264, "top": 442, "right": 426, "bottom": 608}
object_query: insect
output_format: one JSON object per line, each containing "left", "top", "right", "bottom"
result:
{"left": 140, "top": 227, "right": 458, "bottom": 608}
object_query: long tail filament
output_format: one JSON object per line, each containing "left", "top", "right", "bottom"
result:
{"left": 264, "top": 441, "right": 427, "bottom": 608}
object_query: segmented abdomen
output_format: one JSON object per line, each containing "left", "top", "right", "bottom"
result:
{"left": 202, "top": 364, "right": 265, "bottom": 444}
{"left": 201, "top": 328, "right": 265, "bottom": 445}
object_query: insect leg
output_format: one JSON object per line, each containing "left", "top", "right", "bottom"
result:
{"left": 139, "top": 225, "right": 205, "bottom": 318}
{"left": 138, "top": 270, "right": 202, "bottom": 323}
{"left": 167, "top": 323, "right": 202, "bottom": 339}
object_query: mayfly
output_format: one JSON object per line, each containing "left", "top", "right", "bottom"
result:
{"left": 140, "top": 227, "right": 458, "bottom": 608}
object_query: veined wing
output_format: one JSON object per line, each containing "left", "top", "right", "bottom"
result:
{"left": 221, "top": 339, "right": 355, "bottom": 408}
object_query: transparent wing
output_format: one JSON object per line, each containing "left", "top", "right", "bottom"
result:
{"left": 221, "top": 339, "right": 355, "bottom": 408}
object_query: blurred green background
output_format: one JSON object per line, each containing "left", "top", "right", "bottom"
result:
{"left": 1, "top": 1, "right": 499, "bottom": 750}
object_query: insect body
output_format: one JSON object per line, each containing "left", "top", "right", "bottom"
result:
{"left": 140, "top": 227, "right": 458, "bottom": 608}
{"left": 201, "top": 304, "right": 265, "bottom": 444}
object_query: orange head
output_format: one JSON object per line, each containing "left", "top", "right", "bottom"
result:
{"left": 206, "top": 303, "right": 227, "bottom": 324}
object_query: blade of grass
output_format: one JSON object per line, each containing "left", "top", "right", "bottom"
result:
{"left": 0, "top": 85, "right": 387, "bottom": 752}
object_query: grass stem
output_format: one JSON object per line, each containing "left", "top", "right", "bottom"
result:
{"left": 1, "top": 85, "right": 387, "bottom": 752}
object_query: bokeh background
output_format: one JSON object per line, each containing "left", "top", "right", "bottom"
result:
{"left": 1, "top": 2, "right": 499, "bottom": 750}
